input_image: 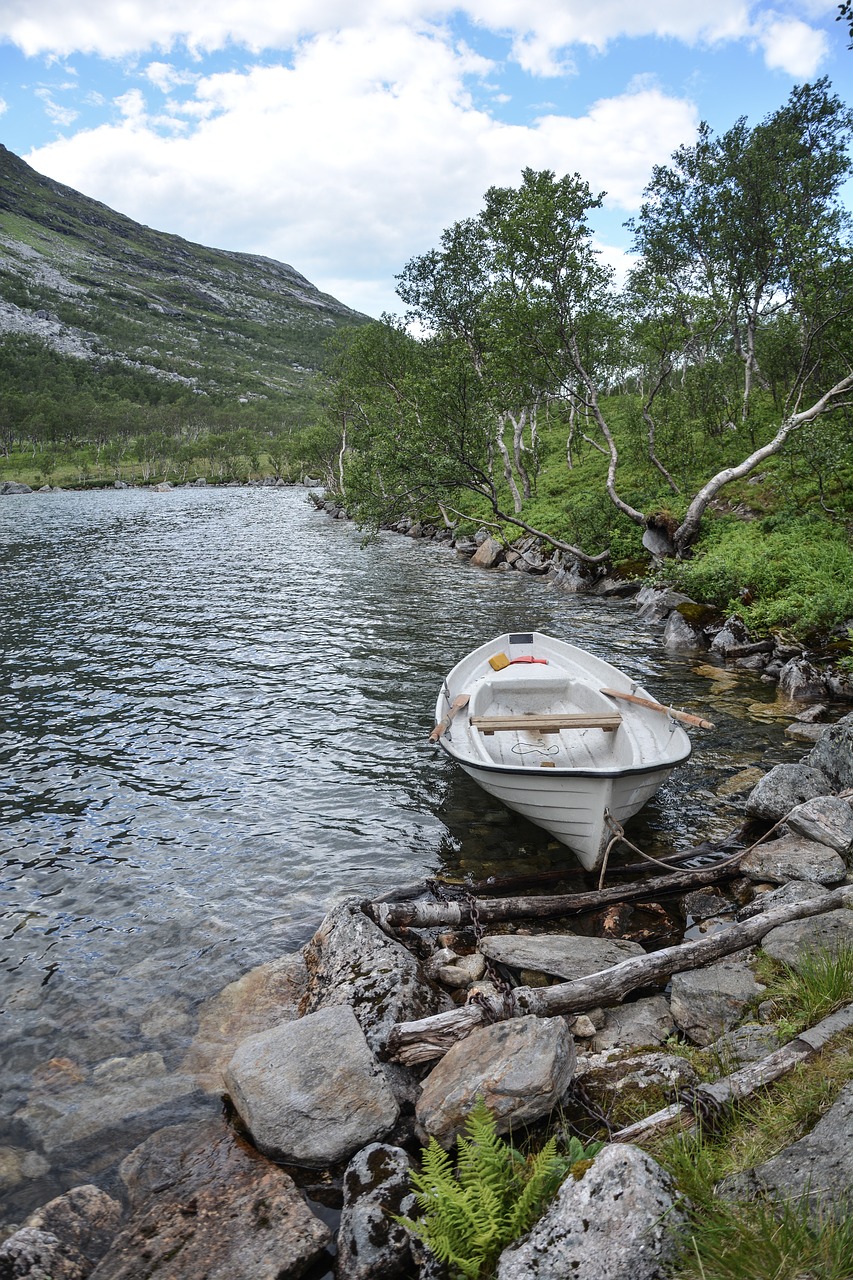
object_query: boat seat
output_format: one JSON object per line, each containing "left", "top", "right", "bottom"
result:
{"left": 471, "top": 712, "right": 622, "bottom": 735}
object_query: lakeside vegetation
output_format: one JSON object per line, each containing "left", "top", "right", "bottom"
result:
{"left": 323, "top": 79, "right": 853, "bottom": 640}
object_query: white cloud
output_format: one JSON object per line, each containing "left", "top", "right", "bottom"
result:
{"left": 755, "top": 15, "right": 828, "bottom": 75}
{"left": 0, "top": 98, "right": 7, "bottom": 116}
{"left": 25, "top": 26, "right": 698, "bottom": 315}
{"left": 35, "top": 86, "right": 79, "bottom": 127}
{"left": 0, "top": 0, "right": 821, "bottom": 71}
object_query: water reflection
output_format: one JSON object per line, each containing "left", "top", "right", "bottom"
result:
{"left": 0, "top": 486, "right": 806, "bottom": 1214}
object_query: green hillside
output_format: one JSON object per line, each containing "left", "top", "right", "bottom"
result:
{"left": 0, "top": 145, "right": 368, "bottom": 483}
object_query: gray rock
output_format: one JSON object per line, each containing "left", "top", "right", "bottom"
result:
{"left": 416, "top": 1016, "right": 576, "bottom": 1147}
{"left": 496, "top": 1144, "right": 687, "bottom": 1280}
{"left": 576, "top": 1050, "right": 698, "bottom": 1097}
{"left": 739, "top": 833, "right": 846, "bottom": 885}
{"left": 684, "top": 888, "right": 735, "bottom": 921}
{"left": 745, "top": 764, "right": 830, "bottom": 821}
{"left": 635, "top": 587, "right": 694, "bottom": 621}
{"left": 23, "top": 1185, "right": 122, "bottom": 1272}
{"left": 785, "top": 722, "right": 827, "bottom": 743}
{"left": 300, "top": 901, "right": 451, "bottom": 1057}
{"left": 0, "top": 1146, "right": 50, "bottom": 1193}
{"left": 751, "top": 1081, "right": 853, "bottom": 1213}
{"left": 806, "top": 712, "right": 853, "bottom": 791}
{"left": 478, "top": 933, "right": 644, "bottom": 981}
{"left": 150, "top": 482, "right": 172, "bottom": 492}
{"left": 13, "top": 1059, "right": 201, "bottom": 1161}
{"left": 453, "top": 538, "right": 477, "bottom": 557}
{"left": 706, "top": 1022, "right": 781, "bottom": 1069}
{"left": 593, "top": 996, "right": 675, "bottom": 1052}
{"left": 336, "top": 1144, "right": 415, "bottom": 1280}
{"left": 670, "top": 957, "right": 764, "bottom": 1046}
{"left": 761, "top": 908, "right": 853, "bottom": 969}
{"left": 469, "top": 536, "right": 503, "bottom": 568}
{"left": 786, "top": 796, "right": 853, "bottom": 857}
{"left": 1, "top": 481, "right": 33, "bottom": 495}
{"left": 710, "top": 618, "right": 750, "bottom": 657}
{"left": 114, "top": 479, "right": 128, "bottom": 489}
{"left": 92, "top": 1118, "right": 331, "bottom": 1279}
{"left": 736, "top": 879, "right": 828, "bottom": 920}
{"left": 224, "top": 1005, "right": 399, "bottom": 1167}
{"left": 663, "top": 610, "right": 709, "bottom": 653}
{"left": 0, "top": 1227, "right": 87, "bottom": 1279}
{"left": 642, "top": 523, "right": 676, "bottom": 558}
{"left": 778, "top": 657, "right": 827, "bottom": 702}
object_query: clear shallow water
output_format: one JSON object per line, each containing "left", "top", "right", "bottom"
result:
{"left": 0, "top": 486, "right": 802, "bottom": 1213}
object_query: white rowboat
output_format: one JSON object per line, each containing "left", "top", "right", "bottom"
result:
{"left": 432, "top": 631, "right": 696, "bottom": 871}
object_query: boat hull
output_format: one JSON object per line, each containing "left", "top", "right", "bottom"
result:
{"left": 434, "top": 630, "right": 692, "bottom": 871}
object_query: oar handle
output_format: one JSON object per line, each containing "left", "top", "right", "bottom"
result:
{"left": 429, "top": 694, "right": 470, "bottom": 742}
{"left": 600, "top": 687, "right": 714, "bottom": 730}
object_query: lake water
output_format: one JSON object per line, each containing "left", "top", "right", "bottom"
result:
{"left": 0, "top": 485, "right": 802, "bottom": 1216}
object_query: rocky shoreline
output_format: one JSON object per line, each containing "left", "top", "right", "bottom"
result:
{"left": 1, "top": 715, "right": 852, "bottom": 1279}
{"left": 3, "top": 481, "right": 853, "bottom": 1279}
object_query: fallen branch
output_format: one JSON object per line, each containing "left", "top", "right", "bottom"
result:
{"left": 385, "top": 886, "right": 853, "bottom": 1065}
{"left": 367, "top": 863, "right": 738, "bottom": 934}
{"left": 611, "top": 1001, "right": 853, "bottom": 1145}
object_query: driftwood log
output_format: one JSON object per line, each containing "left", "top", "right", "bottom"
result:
{"left": 366, "top": 862, "right": 739, "bottom": 934}
{"left": 385, "top": 886, "right": 853, "bottom": 1065}
{"left": 612, "top": 1001, "right": 853, "bottom": 1145}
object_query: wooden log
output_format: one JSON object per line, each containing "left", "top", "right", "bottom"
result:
{"left": 367, "top": 862, "right": 739, "bottom": 934}
{"left": 429, "top": 693, "right": 469, "bottom": 742}
{"left": 385, "top": 886, "right": 853, "bottom": 1064}
{"left": 600, "top": 687, "right": 714, "bottom": 730}
{"left": 611, "top": 1001, "right": 853, "bottom": 1145}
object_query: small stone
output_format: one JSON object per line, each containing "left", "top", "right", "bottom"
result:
{"left": 571, "top": 1016, "right": 597, "bottom": 1039}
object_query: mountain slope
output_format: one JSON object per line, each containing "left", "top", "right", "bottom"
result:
{"left": 0, "top": 145, "right": 368, "bottom": 403}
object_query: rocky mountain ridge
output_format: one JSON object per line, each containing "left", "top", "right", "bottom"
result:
{"left": 0, "top": 144, "right": 367, "bottom": 401}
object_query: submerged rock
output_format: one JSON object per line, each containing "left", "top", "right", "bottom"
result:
{"left": 90, "top": 1118, "right": 331, "bottom": 1279}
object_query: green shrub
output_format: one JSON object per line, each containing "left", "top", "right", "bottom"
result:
{"left": 660, "top": 516, "right": 853, "bottom": 632}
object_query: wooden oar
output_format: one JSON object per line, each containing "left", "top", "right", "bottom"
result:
{"left": 600, "top": 687, "right": 714, "bottom": 730}
{"left": 429, "top": 693, "right": 470, "bottom": 742}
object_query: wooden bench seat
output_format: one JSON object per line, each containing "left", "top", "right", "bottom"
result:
{"left": 471, "top": 712, "right": 622, "bottom": 735}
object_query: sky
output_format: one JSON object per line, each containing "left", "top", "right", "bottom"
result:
{"left": 0, "top": 1, "right": 852, "bottom": 318}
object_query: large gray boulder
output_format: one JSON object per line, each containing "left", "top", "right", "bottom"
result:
{"left": 778, "top": 658, "right": 828, "bottom": 702}
{"left": 806, "top": 712, "right": 853, "bottom": 791}
{"left": 739, "top": 833, "right": 847, "bottom": 886}
{"left": 469, "top": 536, "right": 503, "bottom": 568}
{"left": 300, "top": 901, "right": 451, "bottom": 1055}
{"left": 751, "top": 1081, "right": 853, "bottom": 1213}
{"left": 635, "top": 587, "right": 694, "bottom": 621}
{"left": 416, "top": 1016, "right": 576, "bottom": 1148}
{"left": 663, "top": 610, "right": 709, "bottom": 653}
{"left": 670, "top": 957, "right": 764, "bottom": 1046}
{"left": 336, "top": 1144, "right": 415, "bottom": 1280}
{"left": 89, "top": 1118, "right": 331, "bottom": 1279}
{"left": 496, "top": 1144, "right": 687, "bottom": 1280}
{"left": 786, "top": 796, "right": 853, "bottom": 857}
{"left": 224, "top": 1005, "right": 399, "bottom": 1167}
{"left": 761, "top": 908, "right": 853, "bottom": 970}
{"left": 745, "top": 764, "right": 830, "bottom": 821}
{"left": 478, "top": 933, "right": 644, "bottom": 982}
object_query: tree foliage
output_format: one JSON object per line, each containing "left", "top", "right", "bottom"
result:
{"left": 334, "top": 80, "right": 853, "bottom": 563}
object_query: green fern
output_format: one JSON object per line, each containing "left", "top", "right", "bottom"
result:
{"left": 398, "top": 1097, "right": 603, "bottom": 1279}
